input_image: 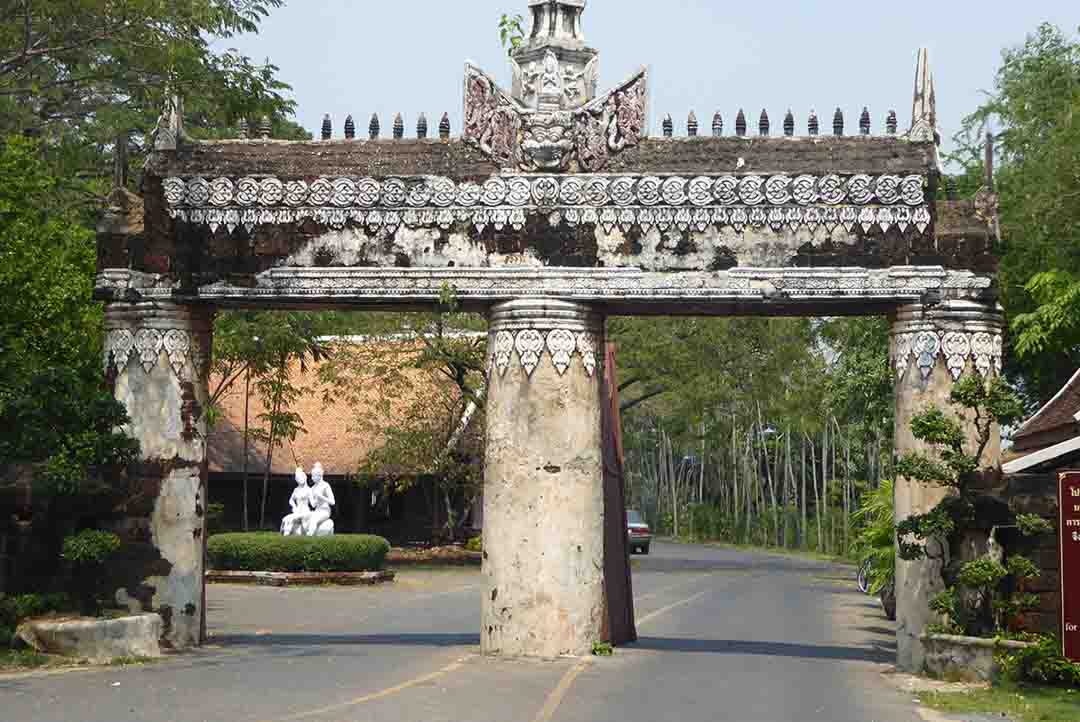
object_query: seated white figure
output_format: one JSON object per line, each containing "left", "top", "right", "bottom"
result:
{"left": 280, "top": 467, "right": 312, "bottom": 536}
{"left": 304, "top": 462, "right": 336, "bottom": 537}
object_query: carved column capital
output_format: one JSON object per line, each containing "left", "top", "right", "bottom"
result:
{"left": 891, "top": 300, "right": 1003, "bottom": 384}
{"left": 487, "top": 299, "right": 603, "bottom": 379}
{"left": 103, "top": 302, "right": 213, "bottom": 382}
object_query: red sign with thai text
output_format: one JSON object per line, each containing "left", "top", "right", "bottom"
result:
{"left": 1060, "top": 472, "right": 1080, "bottom": 662}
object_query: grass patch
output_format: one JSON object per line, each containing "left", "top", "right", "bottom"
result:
{"left": 591, "top": 641, "right": 614, "bottom": 656}
{"left": 0, "top": 649, "right": 56, "bottom": 670}
{"left": 922, "top": 682, "right": 1080, "bottom": 722}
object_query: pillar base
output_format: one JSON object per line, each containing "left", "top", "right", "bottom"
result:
{"left": 481, "top": 299, "right": 605, "bottom": 657}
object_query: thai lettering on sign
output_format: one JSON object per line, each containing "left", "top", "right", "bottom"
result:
{"left": 1060, "top": 472, "right": 1080, "bottom": 662}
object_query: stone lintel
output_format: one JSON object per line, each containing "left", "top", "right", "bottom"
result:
{"left": 96, "top": 266, "right": 994, "bottom": 317}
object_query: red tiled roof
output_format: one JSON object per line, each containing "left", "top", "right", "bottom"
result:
{"left": 1012, "top": 368, "right": 1080, "bottom": 448}
{"left": 206, "top": 340, "right": 462, "bottom": 477}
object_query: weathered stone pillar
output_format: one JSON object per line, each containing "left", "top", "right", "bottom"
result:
{"left": 103, "top": 301, "right": 213, "bottom": 649}
{"left": 482, "top": 299, "right": 605, "bottom": 657}
{"left": 891, "top": 299, "right": 1003, "bottom": 672}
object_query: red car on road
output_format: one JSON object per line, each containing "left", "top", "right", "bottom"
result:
{"left": 626, "top": 510, "right": 652, "bottom": 555}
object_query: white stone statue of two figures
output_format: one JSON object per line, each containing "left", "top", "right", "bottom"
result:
{"left": 280, "top": 462, "right": 335, "bottom": 536}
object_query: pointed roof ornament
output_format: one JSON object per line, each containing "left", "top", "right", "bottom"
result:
{"left": 687, "top": 110, "right": 698, "bottom": 137}
{"left": 417, "top": 113, "right": 428, "bottom": 139}
{"left": 735, "top": 109, "right": 747, "bottom": 137}
{"left": 662, "top": 114, "right": 673, "bottom": 138}
{"left": 237, "top": 117, "right": 249, "bottom": 140}
{"left": 321, "top": 114, "right": 332, "bottom": 140}
{"left": 344, "top": 115, "right": 356, "bottom": 139}
{"left": 808, "top": 109, "right": 819, "bottom": 136}
{"left": 393, "top": 113, "right": 404, "bottom": 139}
{"left": 259, "top": 115, "right": 272, "bottom": 140}
{"left": 886, "top": 109, "right": 898, "bottom": 135}
{"left": 439, "top": 112, "right": 451, "bottom": 140}
{"left": 908, "top": 48, "right": 938, "bottom": 144}
{"left": 758, "top": 109, "right": 770, "bottom": 136}
{"left": 783, "top": 110, "right": 794, "bottom": 137}
{"left": 153, "top": 93, "right": 185, "bottom": 151}
{"left": 712, "top": 112, "right": 723, "bottom": 137}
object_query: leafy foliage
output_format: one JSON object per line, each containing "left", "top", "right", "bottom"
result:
{"left": 207, "top": 533, "right": 391, "bottom": 573}
{"left": 317, "top": 291, "right": 487, "bottom": 541}
{"left": 1000, "top": 636, "right": 1080, "bottom": 687}
{"left": 498, "top": 13, "right": 526, "bottom": 55}
{"left": 850, "top": 479, "right": 895, "bottom": 594}
{"left": 61, "top": 529, "right": 121, "bottom": 615}
{"left": 0, "top": 136, "right": 138, "bottom": 491}
{"left": 0, "top": 0, "right": 302, "bottom": 192}
{"left": 948, "top": 23, "right": 1080, "bottom": 404}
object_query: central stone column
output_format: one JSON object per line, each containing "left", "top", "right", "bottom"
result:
{"left": 891, "top": 299, "right": 1003, "bottom": 672}
{"left": 103, "top": 301, "right": 213, "bottom": 649}
{"left": 482, "top": 299, "right": 605, "bottom": 657}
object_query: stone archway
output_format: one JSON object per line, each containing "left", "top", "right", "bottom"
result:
{"left": 95, "top": 2, "right": 1002, "bottom": 669}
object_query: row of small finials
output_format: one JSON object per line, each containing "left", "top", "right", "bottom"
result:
{"left": 236, "top": 113, "right": 452, "bottom": 140}
{"left": 236, "top": 106, "right": 901, "bottom": 141}
{"left": 671, "top": 107, "right": 901, "bottom": 138}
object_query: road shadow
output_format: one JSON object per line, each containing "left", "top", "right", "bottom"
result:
{"left": 212, "top": 632, "right": 481, "bottom": 649}
{"left": 631, "top": 637, "right": 894, "bottom": 664}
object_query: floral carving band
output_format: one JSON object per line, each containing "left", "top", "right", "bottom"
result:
{"left": 161, "top": 173, "right": 930, "bottom": 236}
{"left": 893, "top": 329, "right": 1003, "bottom": 381}
{"left": 104, "top": 327, "right": 201, "bottom": 379}
{"left": 488, "top": 327, "right": 600, "bottom": 378}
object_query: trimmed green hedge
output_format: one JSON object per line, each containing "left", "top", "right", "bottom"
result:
{"left": 207, "top": 533, "right": 390, "bottom": 573}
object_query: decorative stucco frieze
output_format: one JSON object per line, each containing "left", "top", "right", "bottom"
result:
{"left": 162, "top": 173, "right": 930, "bottom": 237}
{"left": 892, "top": 329, "right": 1002, "bottom": 381}
{"left": 104, "top": 326, "right": 200, "bottom": 379}
{"left": 489, "top": 327, "right": 597, "bottom": 378}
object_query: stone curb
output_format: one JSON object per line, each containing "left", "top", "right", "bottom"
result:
{"left": 385, "top": 549, "right": 482, "bottom": 566}
{"left": 206, "top": 570, "right": 395, "bottom": 587}
{"left": 15, "top": 613, "right": 162, "bottom": 663}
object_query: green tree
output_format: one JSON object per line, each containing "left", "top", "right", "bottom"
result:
{"left": 0, "top": 136, "right": 137, "bottom": 492}
{"left": 949, "top": 23, "right": 1080, "bottom": 404}
{"left": 318, "top": 292, "right": 487, "bottom": 540}
{"left": 209, "top": 311, "right": 331, "bottom": 530}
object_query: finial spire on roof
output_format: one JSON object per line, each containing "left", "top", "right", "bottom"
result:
{"left": 511, "top": 1, "right": 598, "bottom": 110}
{"left": 908, "top": 48, "right": 938, "bottom": 143}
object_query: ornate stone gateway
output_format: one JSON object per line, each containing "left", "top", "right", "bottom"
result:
{"left": 97, "top": 1, "right": 1002, "bottom": 669}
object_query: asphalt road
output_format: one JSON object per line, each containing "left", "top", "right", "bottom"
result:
{"left": 1, "top": 542, "right": 930, "bottom": 722}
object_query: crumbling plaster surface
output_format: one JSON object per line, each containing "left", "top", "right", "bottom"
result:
{"left": 892, "top": 302, "right": 1003, "bottom": 673}
{"left": 282, "top": 223, "right": 858, "bottom": 272}
{"left": 482, "top": 302, "right": 605, "bottom": 657}
{"left": 105, "top": 303, "right": 211, "bottom": 650}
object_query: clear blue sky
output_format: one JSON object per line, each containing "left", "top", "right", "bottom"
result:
{"left": 229, "top": 1, "right": 1077, "bottom": 150}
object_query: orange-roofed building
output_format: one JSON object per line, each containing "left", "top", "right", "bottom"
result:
{"left": 206, "top": 335, "right": 485, "bottom": 542}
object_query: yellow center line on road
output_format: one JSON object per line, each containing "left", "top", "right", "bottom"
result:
{"left": 635, "top": 588, "right": 711, "bottom": 627}
{"left": 531, "top": 658, "right": 592, "bottom": 722}
{"left": 632, "top": 572, "right": 715, "bottom": 605}
{"left": 261, "top": 655, "right": 471, "bottom": 722}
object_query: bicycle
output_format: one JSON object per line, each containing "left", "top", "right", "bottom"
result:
{"left": 857, "top": 557, "right": 873, "bottom": 594}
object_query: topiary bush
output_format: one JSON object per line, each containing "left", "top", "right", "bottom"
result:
{"left": 207, "top": 533, "right": 390, "bottom": 572}
{"left": 62, "top": 530, "right": 121, "bottom": 616}
{"left": 0, "top": 593, "right": 73, "bottom": 648}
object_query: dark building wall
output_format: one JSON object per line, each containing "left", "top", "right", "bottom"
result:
{"left": 1003, "top": 472, "right": 1063, "bottom": 636}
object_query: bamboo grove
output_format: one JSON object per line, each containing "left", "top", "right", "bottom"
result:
{"left": 612, "top": 316, "right": 893, "bottom": 556}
